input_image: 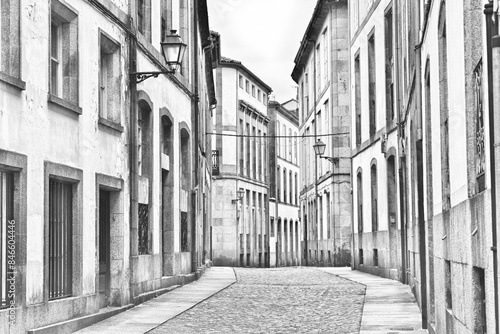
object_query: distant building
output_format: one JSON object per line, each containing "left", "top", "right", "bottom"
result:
{"left": 292, "top": 0, "right": 351, "bottom": 267}
{"left": 268, "top": 100, "right": 301, "bottom": 267}
{"left": 212, "top": 56, "right": 272, "bottom": 267}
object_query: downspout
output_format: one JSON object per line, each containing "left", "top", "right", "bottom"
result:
{"left": 415, "top": 2, "right": 427, "bottom": 327}
{"left": 129, "top": 31, "right": 138, "bottom": 299}
{"left": 191, "top": 0, "right": 200, "bottom": 273}
{"left": 486, "top": 3, "right": 500, "bottom": 333}
{"left": 394, "top": 0, "right": 407, "bottom": 285}
{"left": 312, "top": 38, "right": 319, "bottom": 266}
{"left": 346, "top": 0, "right": 355, "bottom": 270}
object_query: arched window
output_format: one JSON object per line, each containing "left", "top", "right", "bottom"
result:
{"left": 180, "top": 127, "right": 191, "bottom": 252}
{"left": 357, "top": 169, "right": 363, "bottom": 233}
{"left": 371, "top": 161, "right": 378, "bottom": 232}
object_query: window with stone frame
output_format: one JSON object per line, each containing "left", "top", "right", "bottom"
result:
{"left": 368, "top": 31, "right": 376, "bottom": 138}
{"left": 355, "top": 54, "right": 361, "bottom": 146}
{"left": 160, "top": 0, "right": 171, "bottom": 42}
{"left": 137, "top": 0, "right": 151, "bottom": 41}
{"left": 371, "top": 162, "right": 378, "bottom": 232}
{"left": 357, "top": 170, "right": 363, "bottom": 233}
{"left": 0, "top": 0, "right": 21, "bottom": 80}
{"left": 385, "top": 7, "right": 394, "bottom": 123}
{"left": 50, "top": 0, "right": 79, "bottom": 106}
{"left": 474, "top": 60, "right": 486, "bottom": 192}
{"left": 99, "top": 31, "right": 121, "bottom": 126}
{"left": 0, "top": 171, "right": 14, "bottom": 308}
{"left": 277, "top": 166, "right": 281, "bottom": 201}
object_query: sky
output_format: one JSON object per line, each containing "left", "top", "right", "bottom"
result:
{"left": 207, "top": 0, "right": 318, "bottom": 103}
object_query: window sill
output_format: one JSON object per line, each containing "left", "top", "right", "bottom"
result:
{"left": 0, "top": 71, "right": 26, "bottom": 91}
{"left": 48, "top": 94, "right": 82, "bottom": 115}
{"left": 98, "top": 117, "right": 124, "bottom": 133}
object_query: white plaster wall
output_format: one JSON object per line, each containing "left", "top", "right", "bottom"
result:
{"left": 0, "top": 0, "right": 132, "bottom": 303}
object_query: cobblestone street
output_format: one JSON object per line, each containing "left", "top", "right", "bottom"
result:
{"left": 148, "top": 267, "right": 365, "bottom": 334}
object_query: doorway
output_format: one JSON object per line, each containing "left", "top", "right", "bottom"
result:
{"left": 98, "top": 189, "right": 111, "bottom": 308}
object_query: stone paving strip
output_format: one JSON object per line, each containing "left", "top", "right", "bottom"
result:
{"left": 150, "top": 267, "right": 365, "bottom": 334}
{"left": 75, "top": 267, "right": 236, "bottom": 334}
{"left": 319, "top": 267, "right": 428, "bottom": 334}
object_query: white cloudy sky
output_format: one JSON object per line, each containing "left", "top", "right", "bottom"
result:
{"left": 207, "top": 0, "right": 318, "bottom": 103}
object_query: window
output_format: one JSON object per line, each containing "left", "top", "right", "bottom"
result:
{"left": 289, "top": 129, "right": 292, "bottom": 161}
{"left": 277, "top": 166, "right": 281, "bottom": 201}
{"left": 473, "top": 267, "right": 487, "bottom": 333}
{"left": 258, "top": 130, "right": 262, "bottom": 180}
{"left": 239, "top": 75, "right": 243, "bottom": 88}
{"left": 316, "top": 44, "right": 321, "bottom": 93}
{"left": 357, "top": 171, "right": 363, "bottom": 233}
{"left": 283, "top": 168, "right": 287, "bottom": 203}
{"left": 263, "top": 132, "right": 267, "bottom": 182}
{"left": 246, "top": 123, "right": 250, "bottom": 176}
{"left": 368, "top": 32, "right": 376, "bottom": 137}
{"left": 294, "top": 173, "right": 298, "bottom": 205}
{"left": 475, "top": 60, "right": 486, "bottom": 191}
{"left": 373, "top": 249, "right": 378, "bottom": 266}
{"left": 246, "top": 80, "right": 249, "bottom": 93}
{"left": 294, "top": 132, "right": 298, "bottom": 164}
{"left": 319, "top": 196, "right": 323, "bottom": 240}
{"left": 385, "top": 8, "right": 394, "bottom": 123}
{"left": 99, "top": 32, "right": 121, "bottom": 126}
{"left": 137, "top": 0, "right": 151, "bottom": 40}
{"left": 445, "top": 260, "right": 452, "bottom": 309}
{"left": 323, "top": 29, "right": 328, "bottom": 84}
{"left": 0, "top": 172, "right": 14, "bottom": 308}
{"left": 49, "top": 179, "right": 73, "bottom": 299}
{"left": 326, "top": 192, "right": 331, "bottom": 239}
{"left": 252, "top": 85, "right": 255, "bottom": 97}
{"left": 283, "top": 125, "right": 287, "bottom": 159}
{"left": 252, "top": 126, "right": 256, "bottom": 179}
{"left": 160, "top": 0, "right": 168, "bottom": 42}
{"left": 50, "top": 0, "right": 79, "bottom": 105}
{"left": 258, "top": 89, "right": 262, "bottom": 101}
{"left": 371, "top": 163, "right": 378, "bottom": 232}
{"left": 239, "top": 119, "right": 244, "bottom": 174}
{"left": 355, "top": 55, "right": 361, "bottom": 145}
{"left": 263, "top": 94, "right": 267, "bottom": 106}
{"left": 359, "top": 249, "right": 364, "bottom": 265}
{"left": 0, "top": 0, "right": 21, "bottom": 80}
{"left": 276, "top": 121, "right": 280, "bottom": 157}
{"left": 289, "top": 170, "right": 292, "bottom": 205}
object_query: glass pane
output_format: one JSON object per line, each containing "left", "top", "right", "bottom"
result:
{"left": 51, "top": 60, "right": 58, "bottom": 95}
{"left": 51, "top": 23, "right": 59, "bottom": 60}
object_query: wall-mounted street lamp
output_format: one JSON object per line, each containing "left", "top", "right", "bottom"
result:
{"left": 131, "top": 30, "right": 187, "bottom": 83}
{"left": 313, "top": 139, "right": 339, "bottom": 165}
{"left": 232, "top": 188, "right": 245, "bottom": 204}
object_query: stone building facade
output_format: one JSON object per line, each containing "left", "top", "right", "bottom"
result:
{"left": 350, "top": 0, "right": 402, "bottom": 280}
{"left": 350, "top": 0, "right": 498, "bottom": 333}
{"left": 292, "top": 0, "right": 352, "bottom": 267}
{"left": 0, "top": 0, "right": 216, "bottom": 332}
{"left": 268, "top": 100, "right": 301, "bottom": 267}
{"left": 211, "top": 56, "right": 272, "bottom": 267}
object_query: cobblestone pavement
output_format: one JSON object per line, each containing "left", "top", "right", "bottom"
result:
{"left": 148, "top": 267, "right": 366, "bottom": 334}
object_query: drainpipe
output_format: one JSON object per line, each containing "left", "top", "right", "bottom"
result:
{"left": 486, "top": 3, "right": 500, "bottom": 333}
{"left": 312, "top": 38, "right": 319, "bottom": 266}
{"left": 415, "top": 2, "right": 427, "bottom": 326}
{"left": 191, "top": 0, "right": 200, "bottom": 273}
{"left": 129, "top": 33, "right": 139, "bottom": 300}
{"left": 394, "top": 0, "right": 407, "bottom": 285}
